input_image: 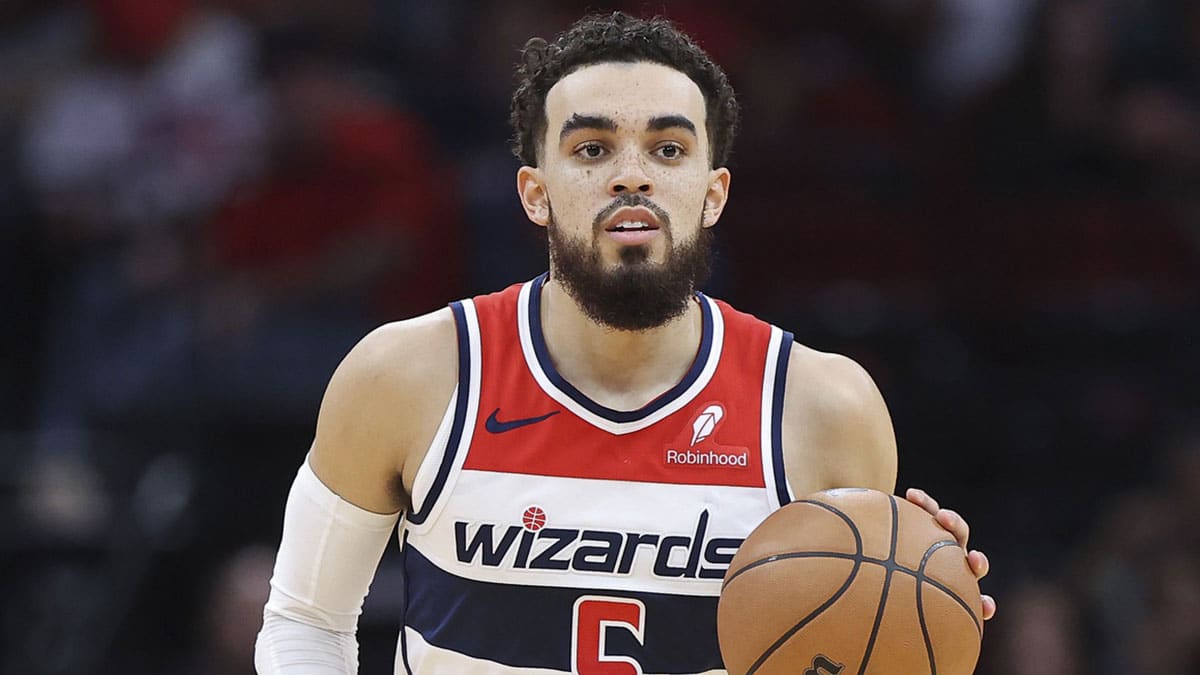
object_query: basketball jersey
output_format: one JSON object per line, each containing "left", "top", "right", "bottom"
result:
{"left": 396, "top": 274, "right": 796, "bottom": 674}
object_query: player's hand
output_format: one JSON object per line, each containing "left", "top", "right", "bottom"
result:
{"left": 905, "top": 487, "right": 996, "bottom": 621}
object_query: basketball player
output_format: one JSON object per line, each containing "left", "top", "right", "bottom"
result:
{"left": 254, "top": 12, "right": 994, "bottom": 674}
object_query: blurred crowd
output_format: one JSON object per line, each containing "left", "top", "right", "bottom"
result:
{"left": 0, "top": 0, "right": 1196, "bottom": 673}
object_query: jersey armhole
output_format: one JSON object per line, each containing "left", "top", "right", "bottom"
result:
{"left": 405, "top": 299, "right": 481, "bottom": 529}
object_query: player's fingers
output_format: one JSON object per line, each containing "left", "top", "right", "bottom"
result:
{"left": 981, "top": 594, "right": 997, "bottom": 621}
{"left": 967, "top": 550, "right": 989, "bottom": 579}
{"left": 937, "top": 508, "right": 969, "bottom": 549}
{"left": 904, "top": 488, "right": 940, "bottom": 516}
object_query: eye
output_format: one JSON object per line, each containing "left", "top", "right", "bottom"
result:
{"left": 574, "top": 142, "right": 607, "bottom": 160}
{"left": 654, "top": 142, "right": 686, "bottom": 160}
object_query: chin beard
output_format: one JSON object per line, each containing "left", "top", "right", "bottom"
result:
{"left": 547, "top": 211, "right": 714, "bottom": 332}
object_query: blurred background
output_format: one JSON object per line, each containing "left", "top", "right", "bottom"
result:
{"left": 0, "top": 0, "right": 1197, "bottom": 672}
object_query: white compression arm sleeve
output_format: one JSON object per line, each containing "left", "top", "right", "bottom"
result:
{"left": 255, "top": 459, "right": 400, "bottom": 674}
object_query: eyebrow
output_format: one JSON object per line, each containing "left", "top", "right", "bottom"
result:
{"left": 646, "top": 114, "right": 696, "bottom": 136}
{"left": 559, "top": 114, "right": 617, "bottom": 143}
{"left": 558, "top": 113, "right": 699, "bottom": 143}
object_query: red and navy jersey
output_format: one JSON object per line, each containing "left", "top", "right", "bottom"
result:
{"left": 396, "top": 274, "right": 796, "bottom": 674}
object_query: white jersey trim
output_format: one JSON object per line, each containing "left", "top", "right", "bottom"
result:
{"left": 404, "top": 298, "right": 483, "bottom": 533}
{"left": 760, "top": 326, "right": 794, "bottom": 509}
{"left": 517, "top": 280, "right": 725, "bottom": 435}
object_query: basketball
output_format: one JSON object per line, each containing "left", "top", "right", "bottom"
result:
{"left": 717, "top": 488, "right": 982, "bottom": 674}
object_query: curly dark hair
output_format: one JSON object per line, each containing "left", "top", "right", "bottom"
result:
{"left": 510, "top": 12, "right": 740, "bottom": 169}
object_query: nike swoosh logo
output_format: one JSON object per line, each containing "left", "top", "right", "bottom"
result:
{"left": 485, "top": 408, "right": 560, "bottom": 433}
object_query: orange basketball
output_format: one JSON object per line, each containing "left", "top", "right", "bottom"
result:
{"left": 717, "top": 488, "right": 982, "bottom": 674}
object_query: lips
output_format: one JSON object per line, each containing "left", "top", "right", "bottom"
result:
{"left": 604, "top": 206, "right": 662, "bottom": 233}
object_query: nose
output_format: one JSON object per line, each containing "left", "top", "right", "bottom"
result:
{"left": 607, "top": 152, "right": 653, "bottom": 196}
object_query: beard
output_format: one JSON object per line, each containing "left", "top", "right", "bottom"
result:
{"left": 547, "top": 196, "right": 714, "bottom": 331}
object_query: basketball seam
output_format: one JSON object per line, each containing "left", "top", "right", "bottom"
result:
{"left": 916, "top": 540, "right": 983, "bottom": 635}
{"left": 856, "top": 495, "right": 900, "bottom": 674}
{"left": 727, "top": 551, "right": 983, "bottom": 642}
{"left": 917, "top": 539, "right": 959, "bottom": 675}
{"left": 744, "top": 500, "right": 864, "bottom": 675}
{"left": 725, "top": 543, "right": 981, "bottom": 629}
{"left": 725, "top": 549, "right": 966, "bottom": 581}
{"left": 723, "top": 500, "right": 857, "bottom": 589}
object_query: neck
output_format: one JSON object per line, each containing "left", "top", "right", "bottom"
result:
{"left": 539, "top": 276, "right": 703, "bottom": 411}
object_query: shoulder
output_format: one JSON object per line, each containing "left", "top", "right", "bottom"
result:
{"left": 779, "top": 341, "right": 898, "bottom": 496}
{"left": 332, "top": 307, "right": 459, "bottom": 396}
{"left": 318, "top": 308, "right": 459, "bottom": 432}
{"left": 309, "top": 307, "right": 459, "bottom": 513}
{"left": 784, "top": 343, "right": 882, "bottom": 413}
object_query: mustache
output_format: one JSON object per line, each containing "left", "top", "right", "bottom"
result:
{"left": 592, "top": 193, "right": 672, "bottom": 233}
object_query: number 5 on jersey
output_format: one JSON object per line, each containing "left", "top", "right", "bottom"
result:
{"left": 571, "top": 596, "right": 646, "bottom": 674}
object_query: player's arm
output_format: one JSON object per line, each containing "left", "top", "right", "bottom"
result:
{"left": 256, "top": 309, "right": 458, "bottom": 674}
{"left": 779, "top": 342, "right": 996, "bottom": 620}
{"left": 779, "top": 343, "right": 898, "bottom": 496}
{"left": 307, "top": 308, "right": 458, "bottom": 515}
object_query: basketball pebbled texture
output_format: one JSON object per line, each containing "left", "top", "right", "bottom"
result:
{"left": 717, "top": 488, "right": 982, "bottom": 675}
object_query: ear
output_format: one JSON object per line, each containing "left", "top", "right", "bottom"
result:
{"left": 701, "top": 167, "right": 731, "bottom": 228}
{"left": 517, "top": 166, "right": 551, "bottom": 227}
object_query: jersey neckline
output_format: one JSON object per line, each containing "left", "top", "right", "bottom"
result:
{"left": 516, "top": 272, "right": 724, "bottom": 433}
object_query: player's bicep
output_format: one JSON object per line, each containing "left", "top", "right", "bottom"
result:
{"left": 309, "top": 310, "right": 459, "bottom": 515}
{"left": 309, "top": 327, "right": 414, "bottom": 515}
{"left": 821, "top": 360, "right": 897, "bottom": 493}
{"left": 781, "top": 347, "right": 898, "bottom": 496}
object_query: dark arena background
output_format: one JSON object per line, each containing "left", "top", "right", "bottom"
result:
{"left": 1, "top": 1, "right": 1197, "bottom": 673}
